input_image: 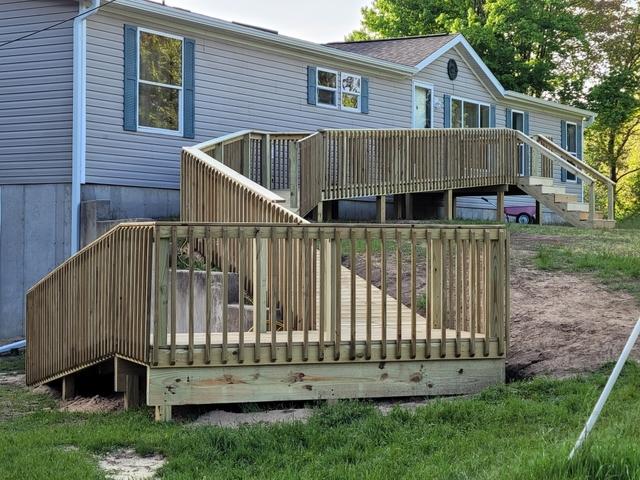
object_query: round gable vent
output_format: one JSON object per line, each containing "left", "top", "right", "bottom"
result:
{"left": 447, "top": 59, "right": 458, "bottom": 81}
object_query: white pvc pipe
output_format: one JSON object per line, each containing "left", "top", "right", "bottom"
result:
{"left": 569, "top": 317, "right": 640, "bottom": 459}
{"left": 0, "top": 339, "right": 25, "bottom": 354}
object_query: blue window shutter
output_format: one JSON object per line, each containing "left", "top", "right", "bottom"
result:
{"left": 361, "top": 77, "right": 369, "bottom": 114}
{"left": 489, "top": 104, "right": 496, "bottom": 128}
{"left": 523, "top": 111, "right": 530, "bottom": 173}
{"left": 123, "top": 24, "right": 137, "bottom": 132}
{"left": 183, "top": 37, "right": 195, "bottom": 139}
{"left": 307, "top": 66, "right": 317, "bottom": 105}
{"left": 523, "top": 112, "right": 530, "bottom": 135}
{"left": 505, "top": 108, "right": 512, "bottom": 129}
{"left": 443, "top": 94, "right": 451, "bottom": 128}
{"left": 560, "top": 120, "right": 567, "bottom": 181}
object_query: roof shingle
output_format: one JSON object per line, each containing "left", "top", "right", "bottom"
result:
{"left": 326, "top": 34, "right": 457, "bottom": 67}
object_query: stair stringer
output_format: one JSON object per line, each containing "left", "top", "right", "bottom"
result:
{"left": 517, "top": 183, "right": 585, "bottom": 228}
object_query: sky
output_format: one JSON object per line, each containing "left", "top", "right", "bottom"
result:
{"left": 158, "top": 0, "right": 371, "bottom": 43}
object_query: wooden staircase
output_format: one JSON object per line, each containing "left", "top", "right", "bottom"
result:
{"left": 517, "top": 176, "right": 615, "bottom": 229}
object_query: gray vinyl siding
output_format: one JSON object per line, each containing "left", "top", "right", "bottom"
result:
{"left": 0, "top": 0, "right": 76, "bottom": 184}
{"left": 85, "top": 9, "right": 412, "bottom": 189}
{"left": 0, "top": 184, "right": 71, "bottom": 337}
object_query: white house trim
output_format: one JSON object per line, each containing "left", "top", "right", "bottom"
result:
{"left": 411, "top": 80, "right": 434, "bottom": 129}
{"left": 135, "top": 27, "right": 185, "bottom": 136}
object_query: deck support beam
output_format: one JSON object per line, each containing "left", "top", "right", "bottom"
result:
{"left": 535, "top": 201, "right": 543, "bottom": 225}
{"left": 376, "top": 195, "right": 386, "bottom": 223}
{"left": 445, "top": 190, "right": 454, "bottom": 221}
{"left": 62, "top": 374, "right": 75, "bottom": 400}
{"left": 496, "top": 190, "right": 505, "bottom": 222}
{"left": 154, "top": 404, "right": 172, "bottom": 422}
{"left": 124, "top": 375, "right": 142, "bottom": 410}
{"left": 393, "top": 194, "right": 405, "bottom": 220}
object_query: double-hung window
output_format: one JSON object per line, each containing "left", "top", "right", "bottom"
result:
{"left": 340, "top": 73, "right": 361, "bottom": 111}
{"left": 317, "top": 68, "right": 339, "bottom": 108}
{"left": 123, "top": 25, "right": 195, "bottom": 138}
{"left": 451, "top": 97, "right": 491, "bottom": 128}
{"left": 564, "top": 122, "right": 578, "bottom": 181}
{"left": 312, "top": 67, "right": 367, "bottom": 113}
{"left": 137, "top": 29, "right": 184, "bottom": 134}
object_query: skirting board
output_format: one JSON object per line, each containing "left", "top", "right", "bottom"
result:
{"left": 147, "top": 358, "right": 505, "bottom": 406}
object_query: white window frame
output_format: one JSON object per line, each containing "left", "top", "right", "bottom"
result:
{"left": 450, "top": 95, "right": 491, "bottom": 128}
{"left": 412, "top": 80, "right": 434, "bottom": 129}
{"left": 564, "top": 121, "right": 578, "bottom": 182}
{"left": 136, "top": 27, "right": 184, "bottom": 136}
{"left": 340, "top": 72, "right": 362, "bottom": 113}
{"left": 510, "top": 109, "right": 527, "bottom": 175}
{"left": 316, "top": 67, "right": 339, "bottom": 109}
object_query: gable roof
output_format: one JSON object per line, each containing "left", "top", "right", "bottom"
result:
{"left": 326, "top": 35, "right": 457, "bottom": 67}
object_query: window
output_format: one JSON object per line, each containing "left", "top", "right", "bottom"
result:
{"left": 137, "top": 29, "right": 183, "bottom": 133}
{"left": 451, "top": 97, "right": 490, "bottom": 128}
{"left": 565, "top": 122, "right": 578, "bottom": 181}
{"left": 317, "top": 68, "right": 338, "bottom": 108}
{"left": 341, "top": 73, "right": 361, "bottom": 111}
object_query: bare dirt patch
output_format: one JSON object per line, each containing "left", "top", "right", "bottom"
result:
{"left": 508, "top": 241, "right": 640, "bottom": 378}
{"left": 193, "top": 407, "right": 313, "bottom": 427}
{"left": 60, "top": 394, "right": 124, "bottom": 413}
{"left": 98, "top": 448, "right": 165, "bottom": 480}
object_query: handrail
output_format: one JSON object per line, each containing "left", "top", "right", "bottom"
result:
{"left": 534, "top": 134, "right": 615, "bottom": 221}
{"left": 515, "top": 131, "right": 595, "bottom": 185}
{"left": 26, "top": 223, "right": 155, "bottom": 385}
{"left": 535, "top": 135, "right": 615, "bottom": 187}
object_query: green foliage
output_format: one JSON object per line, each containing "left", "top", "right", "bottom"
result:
{"left": 2, "top": 357, "right": 640, "bottom": 478}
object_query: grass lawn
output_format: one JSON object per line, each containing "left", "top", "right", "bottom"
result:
{"left": 1, "top": 353, "right": 640, "bottom": 479}
{"left": 509, "top": 220, "right": 640, "bottom": 300}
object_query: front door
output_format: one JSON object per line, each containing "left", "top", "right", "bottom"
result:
{"left": 413, "top": 84, "right": 433, "bottom": 128}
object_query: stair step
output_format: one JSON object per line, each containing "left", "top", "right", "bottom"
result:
{"left": 519, "top": 176, "right": 554, "bottom": 187}
{"left": 566, "top": 202, "right": 589, "bottom": 213}
{"left": 579, "top": 211, "right": 603, "bottom": 220}
{"left": 590, "top": 219, "right": 616, "bottom": 229}
{"left": 540, "top": 185, "right": 566, "bottom": 195}
{"left": 554, "top": 193, "right": 577, "bottom": 203}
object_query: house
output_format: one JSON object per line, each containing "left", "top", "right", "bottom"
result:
{"left": 1, "top": 0, "right": 599, "bottom": 339}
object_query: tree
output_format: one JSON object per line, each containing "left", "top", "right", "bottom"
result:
{"left": 348, "top": 0, "right": 584, "bottom": 96}
{"left": 584, "top": 10, "right": 640, "bottom": 215}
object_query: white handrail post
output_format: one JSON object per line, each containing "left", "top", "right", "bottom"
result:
{"left": 569, "top": 317, "right": 640, "bottom": 460}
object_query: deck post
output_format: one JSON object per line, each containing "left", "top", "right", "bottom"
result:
{"left": 393, "top": 194, "right": 404, "bottom": 220}
{"left": 254, "top": 238, "right": 268, "bottom": 333}
{"left": 589, "top": 183, "right": 596, "bottom": 222}
{"left": 445, "top": 190, "right": 454, "bottom": 221}
{"left": 124, "top": 375, "right": 142, "bottom": 410}
{"left": 376, "top": 195, "right": 386, "bottom": 223}
{"left": 242, "top": 133, "right": 251, "bottom": 178}
{"left": 535, "top": 201, "right": 543, "bottom": 225}
{"left": 62, "top": 374, "right": 75, "bottom": 400}
{"left": 155, "top": 404, "right": 172, "bottom": 422}
{"left": 607, "top": 184, "right": 615, "bottom": 220}
{"left": 316, "top": 201, "right": 324, "bottom": 223}
{"left": 323, "top": 238, "right": 334, "bottom": 340}
{"left": 289, "top": 141, "right": 299, "bottom": 211}
{"left": 496, "top": 190, "right": 505, "bottom": 222}
{"left": 261, "top": 133, "right": 271, "bottom": 189}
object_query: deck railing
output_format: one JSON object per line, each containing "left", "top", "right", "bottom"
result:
{"left": 297, "top": 128, "right": 520, "bottom": 216}
{"left": 149, "top": 223, "right": 509, "bottom": 367}
{"left": 26, "top": 224, "right": 155, "bottom": 385}
{"left": 193, "top": 130, "right": 309, "bottom": 191}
